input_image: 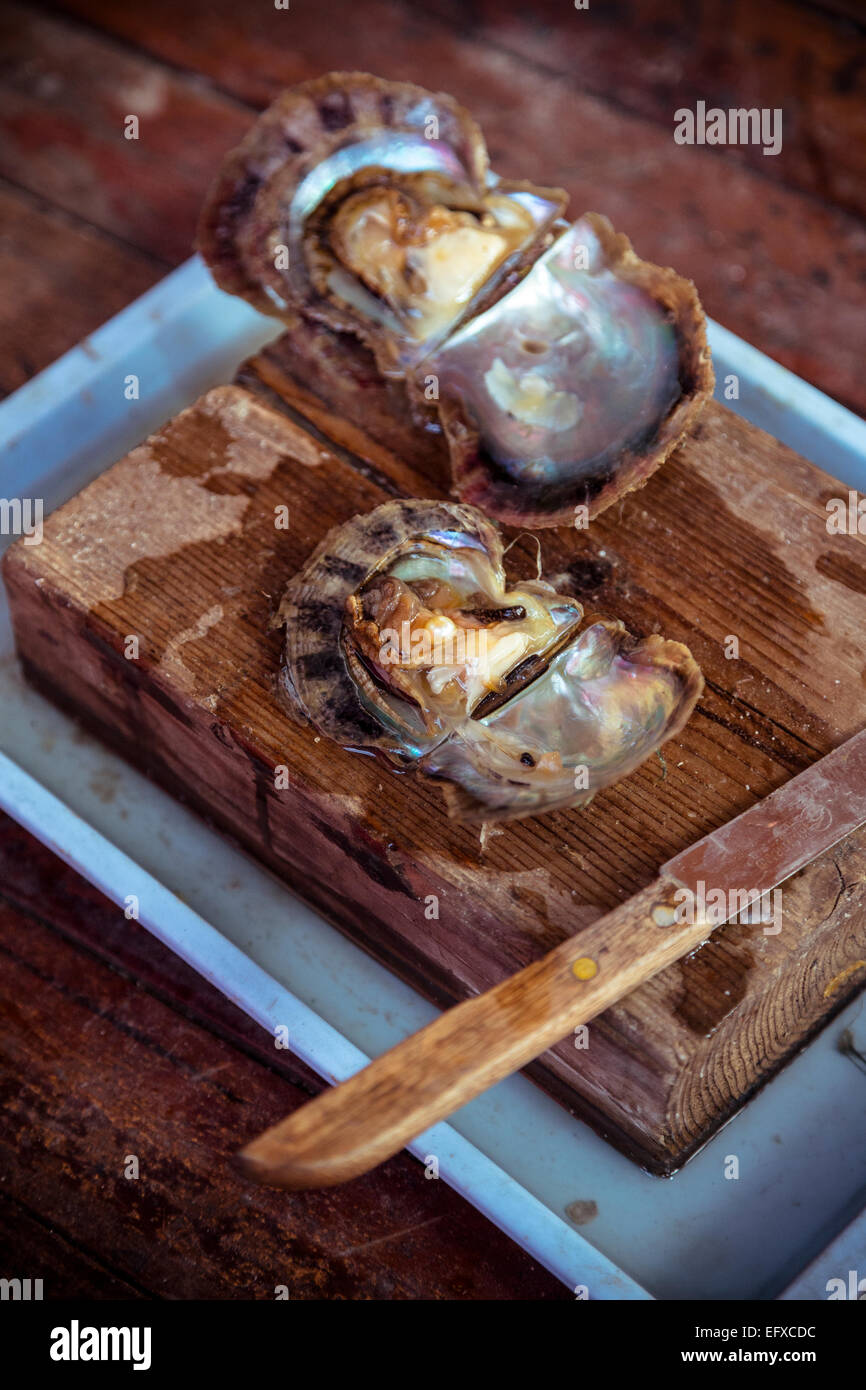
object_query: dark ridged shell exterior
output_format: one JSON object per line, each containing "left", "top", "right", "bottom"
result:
{"left": 279, "top": 499, "right": 502, "bottom": 754}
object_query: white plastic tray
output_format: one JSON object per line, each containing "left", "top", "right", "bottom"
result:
{"left": 1, "top": 257, "right": 865, "bottom": 1300}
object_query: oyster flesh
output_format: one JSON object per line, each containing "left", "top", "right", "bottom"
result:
{"left": 280, "top": 500, "right": 703, "bottom": 822}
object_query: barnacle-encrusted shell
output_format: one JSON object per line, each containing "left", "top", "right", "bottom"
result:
{"left": 429, "top": 214, "right": 714, "bottom": 527}
{"left": 280, "top": 500, "right": 703, "bottom": 823}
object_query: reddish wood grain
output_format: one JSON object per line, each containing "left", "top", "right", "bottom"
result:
{"left": 423, "top": 0, "right": 866, "bottom": 221}
{"left": 0, "top": 1198, "right": 148, "bottom": 1299}
{"left": 0, "top": 180, "right": 162, "bottom": 398}
{"left": 33, "top": 0, "right": 866, "bottom": 414}
{"left": 0, "top": 1, "right": 250, "bottom": 263}
{"left": 0, "top": 812, "right": 569, "bottom": 1300}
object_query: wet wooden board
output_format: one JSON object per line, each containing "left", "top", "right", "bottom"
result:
{"left": 4, "top": 329, "right": 866, "bottom": 1174}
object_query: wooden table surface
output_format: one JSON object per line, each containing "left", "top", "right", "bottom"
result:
{"left": 1, "top": 0, "right": 864, "bottom": 1299}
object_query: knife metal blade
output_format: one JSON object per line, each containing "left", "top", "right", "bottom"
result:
{"left": 663, "top": 726, "right": 866, "bottom": 902}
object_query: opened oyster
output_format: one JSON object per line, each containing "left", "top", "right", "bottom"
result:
{"left": 199, "top": 71, "right": 565, "bottom": 376}
{"left": 280, "top": 500, "right": 703, "bottom": 822}
{"left": 199, "top": 72, "right": 712, "bottom": 527}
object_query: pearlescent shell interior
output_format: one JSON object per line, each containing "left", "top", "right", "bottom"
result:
{"left": 289, "top": 133, "right": 471, "bottom": 230}
{"left": 199, "top": 71, "right": 566, "bottom": 371}
{"left": 421, "top": 624, "right": 702, "bottom": 819}
{"left": 299, "top": 166, "right": 566, "bottom": 368}
{"left": 430, "top": 219, "right": 681, "bottom": 490}
{"left": 279, "top": 500, "right": 505, "bottom": 760}
{"left": 198, "top": 72, "right": 492, "bottom": 319}
{"left": 280, "top": 135, "right": 475, "bottom": 326}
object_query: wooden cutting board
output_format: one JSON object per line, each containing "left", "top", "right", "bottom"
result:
{"left": 5, "top": 322, "right": 866, "bottom": 1174}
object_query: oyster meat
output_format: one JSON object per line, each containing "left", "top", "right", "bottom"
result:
{"left": 309, "top": 171, "right": 562, "bottom": 364}
{"left": 281, "top": 500, "right": 703, "bottom": 822}
{"left": 199, "top": 71, "right": 712, "bottom": 524}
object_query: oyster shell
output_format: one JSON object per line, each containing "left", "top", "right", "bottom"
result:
{"left": 306, "top": 169, "right": 564, "bottom": 370}
{"left": 429, "top": 215, "right": 713, "bottom": 527}
{"left": 198, "top": 72, "right": 566, "bottom": 375}
{"left": 280, "top": 500, "right": 703, "bottom": 822}
{"left": 199, "top": 72, "right": 486, "bottom": 311}
{"left": 200, "top": 72, "right": 712, "bottom": 526}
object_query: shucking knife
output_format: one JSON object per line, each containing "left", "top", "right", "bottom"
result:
{"left": 238, "top": 729, "right": 866, "bottom": 1189}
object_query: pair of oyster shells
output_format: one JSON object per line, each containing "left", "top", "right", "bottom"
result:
{"left": 279, "top": 499, "right": 702, "bottom": 821}
{"left": 199, "top": 73, "right": 708, "bottom": 823}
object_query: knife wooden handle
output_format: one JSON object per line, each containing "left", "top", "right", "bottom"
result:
{"left": 238, "top": 874, "right": 712, "bottom": 1188}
